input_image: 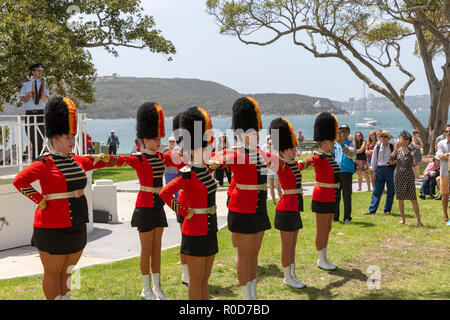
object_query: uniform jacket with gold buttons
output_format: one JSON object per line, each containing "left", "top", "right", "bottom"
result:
{"left": 13, "top": 153, "right": 114, "bottom": 228}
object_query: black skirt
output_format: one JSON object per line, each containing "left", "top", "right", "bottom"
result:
{"left": 274, "top": 211, "right": 303, "bottom": 231}
{"left": 180, "top": 233, "right": 218, "bottom": 257}
{"left": 31, "top": 224, "right": 87, "bottom": 255}
{"left": 311, "top": 200, "right": 338, "bottom": 214}
{"left": 131, "top": 206, "right": 168, "bottom": 233}
{"left": 227, "top": 210, "right": 271, "bottom": 234}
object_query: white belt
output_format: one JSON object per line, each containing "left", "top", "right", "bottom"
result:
{"left": 316, "top": 182, "right": 340, "bottom": 189}
{"left": 236, "top": 183, "right": 267, "bottom": 191}
{"left": 189, "top": 206, "right": 217, "bottom": 215}
{"left": 45, "top": 190, "right": 84, "bottom": 200}
{"left": 140, "top": 186, "right": 162, "bottom": 193}
{"left": 283, "top": 187, "right": 303, "bottom": 195}
{"left": 186, "top": 206, "right": 217, "bottom": 220}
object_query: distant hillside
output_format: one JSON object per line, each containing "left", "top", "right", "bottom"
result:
{"left": 1, "top": 76, "right": 345, "bottom": 118}
{"left": 86, "top": 76, "right": 345, "bottom": 119}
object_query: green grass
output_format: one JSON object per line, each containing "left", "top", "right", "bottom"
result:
{"left": 1, "top": 192, "right": 448, "bottom": 300}
{"left": 92, "top": 167, "right": 138, "bottom": 183}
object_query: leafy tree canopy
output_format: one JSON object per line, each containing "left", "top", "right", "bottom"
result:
{"left": 0, "top": 0, "right": 176, "bottom": 110}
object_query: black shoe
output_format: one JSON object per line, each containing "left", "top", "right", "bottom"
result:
{"left": 419, "top": 194, "right": 426, "bottom": 200}
{"left": 428, "top": 195, "right": 435, "bottom": 199}
{"left": 435, "top": 195, "right": 442, "bottom": 200}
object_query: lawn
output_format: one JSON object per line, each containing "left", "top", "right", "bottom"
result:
{"left": 0, "top": 192, "right": 448, "bottom": 300}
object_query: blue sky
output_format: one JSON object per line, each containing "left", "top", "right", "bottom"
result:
{"left": 87, "top": 0, "right": 443, "bottom": 102}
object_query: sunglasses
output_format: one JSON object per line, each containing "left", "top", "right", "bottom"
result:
{"left": 445, "top": 130, "right": 450, "bottom": 133}
{"left": 381, "top": 135, "right": 389, "bottom": 138}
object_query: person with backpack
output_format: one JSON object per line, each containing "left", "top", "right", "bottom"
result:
{"left": 365, "top": 130, "right": 396, "bottom": 215}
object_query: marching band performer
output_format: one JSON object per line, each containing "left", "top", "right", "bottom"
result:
{"left": 13, "top": 97, "right": 115, "bottom": 300}
{"left": 159, "top": 106, "right": 218, "bottom": 300}
{"left": 172, "top": 112, "right": 190, "bottom": 286}
{"left": 303, "top": 112, "right": 340, "bottom": 270}
{"left": 268, "top": 117, "right": 307, "bottom": 289}
{"left": 212, "top": 97, "right": 271, "bottom": 300}
{"left": 106, "top": 102, "right": 185, "bottom": 300}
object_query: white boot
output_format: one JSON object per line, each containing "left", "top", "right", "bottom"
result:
{"left": 324, "top": 247, "right": 337, "bottom": 269}
{"left": 152, "top": 273, "right": 169, "bottom": 300}
{"left": 61, "top": 291, "right": 71, "bottom": 300}
{"left": 181, "top": 264, "right": 189, "bottom": 286}
{"left": 141, "top": 274, "right": 157, "bottom": 300}
{"left": 54, "top": 295, "right": 62, "bottom": 300}
{"left": 283, "top": 266, "right": 305, "bottom": 289}
{"left": 241, "top": 281, "right": 253, "bottom": 300}
{"left": 317, "top": 247, "right": 337, "bottom": 270}
{"left": 250, "top": 278, "right": 259, "bottom": 300}
{"left": 290, "top": 264, "right": 306, "bottom": 288}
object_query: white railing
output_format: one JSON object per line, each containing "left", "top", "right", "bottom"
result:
{"left": 0, "top": 113, "right": 87, "bottom": 170}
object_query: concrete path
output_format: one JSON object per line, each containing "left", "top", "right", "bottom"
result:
{"left": 0, "top": 178, "right": 421, "bottom": 280}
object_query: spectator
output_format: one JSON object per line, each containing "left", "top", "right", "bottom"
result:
{"left": 392, "top": 131, "right": 423, "bottom": 226}
{"left": 86, "top": 133, "right": 95, "bottom": 154}
{"left": 107, "top": 130, "right": 120, "bottom": 155}
{"left": 411, "top": 129, "right": 424, "bottom": 181}
{"left": 214, "top": 134, "right": 232, "bottom": 186}
{"left": 333, "top": 124, "right": 356, "bottom": 224}
{"left": 20, "top": 63, "right": 50, "bottom": 160}
{"left": 366, "top": 131, "right": 377, "bottom": 185}
{"left": 436, "top": 123, "right": 450, "bottom": 225}
{"left": 435, "top": 128, "right": 446, "bottom": 151}
{"left": 355, "top": 131, "right": 371, "bottom": 191}
{"left": 420, "top": 156, "right": 440, "bottom": 199}
{"left": 297, "top": 130, "right": 305, "bottom": 143}
{"left": 262, "top": 135, "right": 283, "bottom": 205}
{"left": 365, "top": 130, "right": 396, "bottom": 215}
{"left": 132, "top": 138, "right": 142, "bottom": 154}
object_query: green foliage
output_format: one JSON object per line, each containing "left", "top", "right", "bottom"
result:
{"left": 0, "top": 0, "right": 176, "bottom": 110}
{"left": 365, "top": 22, "right": 411, "bottom": 44}
{"left": 0, "top": 127, "right": 10, "bottom": 146}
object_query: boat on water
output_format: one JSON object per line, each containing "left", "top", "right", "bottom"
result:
{"left": 355, "top": 118, "right": 380, "bottom": 128}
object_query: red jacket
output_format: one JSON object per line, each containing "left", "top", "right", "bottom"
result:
{"left": 159, "top": 165, "right": 218, "bottom": 236}
{"left": 272, "top": 158, "right": 307, "bottom": 212}
{"left": 113, "top": 151, "right": 185, "bottom": 208}
{"left": 13, "top": 153, "right": 114, "bottom": 228}
{"left": 303, "top": 151, "right": 340, "bottom": 204}
{"left": 213, "top": 146, "right": 269, "bottom": 214}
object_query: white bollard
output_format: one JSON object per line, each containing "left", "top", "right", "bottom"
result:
{"left": 92, "top": 179, "right": 118, "bottom": 224}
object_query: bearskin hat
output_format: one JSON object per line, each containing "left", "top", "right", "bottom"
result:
{"left": 269, "top": 117, "right": 299, "bottom": 152}
{"left": 179, "top": 106, "right": 213, "bottom": 150}
{"left": 232, "top": 96, "right": 262, "bottom": 132}
{"left": 136, "top": 102, "right": 165, "bottom": 140}
{"left": 45, "top": 97, "right": 77, "bottom": 138}
{"left": 313, "top": 112, "right": 338, "bottom": 142}
{"left": 172, "top": 112, "right": 183, "bottom": 145}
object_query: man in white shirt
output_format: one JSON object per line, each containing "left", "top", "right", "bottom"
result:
{"left": 20, "top": 63, "right": 50, "bottom": 160}
{"left": 436, "top": 124, "right": 450, "bottom": 224}
{"left": 366, "top": 130, "right": 396, "bottom": 215}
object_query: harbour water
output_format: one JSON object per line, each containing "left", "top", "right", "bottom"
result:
{"left": 86, "top": 109, "right": 448, "bottom": 154}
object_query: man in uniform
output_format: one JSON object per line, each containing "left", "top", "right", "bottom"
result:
{"left": 20, "top": 63, "right": 49, "bottom": 160}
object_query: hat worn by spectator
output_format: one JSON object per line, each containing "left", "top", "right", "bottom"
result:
{"left": 29, "top": 63, "right": 44, "bottom": 72}
{"left": 136, "top": 102, "right": 165, "bottom": 140}
{"left": 314, "top": 112, "right": 338, "bottom": 142}
{"left": 45, "top": 97, "right": 77, "bottom": 138}
{"left": 339, "top": 124, "right": 350, "bottom": 132}
{"left": 380, "top": 130, "right": 393, "bottom": 139}
{"left": 269, "top": 117, "right": 299, "bottom": 152}
{"left": 180, "top": 106, "right": 213, "bottom": 150}
{"left": 168, "top": 137, "right": 176, "bottom": 142}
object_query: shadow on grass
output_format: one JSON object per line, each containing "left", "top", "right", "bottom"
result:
{"left": 354, "top": 289, "right": 450, "bottom": 300}
{"left": 258, "top": 263, "right": 283, "bottom": 279}
{"left": 209, "top": 284, "right": 237, "bottom": 298}
{"left": 335, "top": 221, "right": 376, "bottom": 227}
{"left": 296, "top": 268, "right": 368, "bottom": 300}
